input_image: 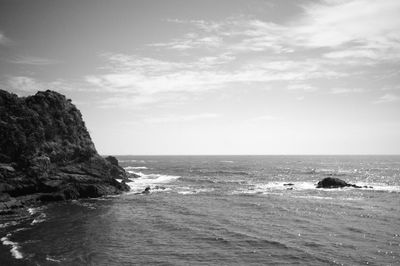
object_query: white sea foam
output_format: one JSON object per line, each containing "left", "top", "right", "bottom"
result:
{"left": 254, "top": 181, "right": 316, "bottom": 192}
{"left": 231, "top": 180, "right": 400, "bottom": 195}
{"left": 1, "top": 234, "right": 23, "bottom": 259}
{"left": 126, "top": 173, "right": 180, "bottom": 193}
{"left": 232, "top": 181, "right": 319, "bottom": 195}
{"left": 46, "top": 255, "right": 64, "bottom": 262}
{"left": 126, "top": 170, "right": 144, "bottom": 176}
{"left": 290, "top": 195, "right": 361, "bottom": 201}
{"left": 31, "top": 213, "right": 47, "bottom": 225}
{"left": 177, "top": 188, "right": 214, "bottom": 195}
{"left": 355, "top": 182, "right": 400, "bottom": 192}
{"left": 27, "top": 207, "right": 38, "bottom": 215}
{"left": 119, "top": 159, "right": 138, "bottom": 163}
{"left": 0, "top": 221, "right": 18, "bottom": 228}
{"left": 124, "top": 166, "right": 148, "bottom": 170}
{"left": 28, "top": 206, "right": 46, "bottom": 215}
{"left": 220, "top": 160, "right": 234, "bottom": 163}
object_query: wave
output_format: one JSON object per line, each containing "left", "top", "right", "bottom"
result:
{"left": 290, "top": 195, "right": 361, "bottom": 201}
{"left": 253, "top": 181, "right": 316, "bottom": 192}
{"left": 126, "top": 170, "right": 144, "bottom": 176}
{"left": 126, "top": 172, "right": 180, "bottom": 193}
{"left": 1, "top": 233, "right": 23, "bottom": 259}
{"left": 31, "top": 213, "right": 47, "bottom": 225}
{"left": 124, "top": 166, "right": 148, "bottom": 170}
{"left": 0, "top": 221, "right": 18, "bottom": 228}
{"left": 220, "top": 160, "right": 234, "bottom": 163}
{"left": 179, "top": 177, "right": 216, "bottom": 184}
{"left": 190, "top": 170, "right": 249, "bottom": 176}
{"left": 46, "top": 255, "right": 65, "bottom": 263}
{"left": 231, "top": 180, "right": 400, "bottom": 195}
{"left": 177, "top": 188, "right": 215, "bottom": 195}
{"left": 354, "top": 182, "right": 400, "bottom": 192}
{"left": 27, "top": 206, "right": 48, "bottom": 225}
{"left": 119, "top": 159, "right": 146, "bottom": 163}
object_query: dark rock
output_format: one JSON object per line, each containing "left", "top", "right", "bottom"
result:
{"left": 128, "top": 172, "right": 141, "bottom": 179}
{"left": 0, "top": 89, "right": 130, "bottom": 209}
{"left": 283, "top": 183, "right": 294, "bottom": 186}
{"left": 316, "top": 177, "right": 362, "bottom": 189}
{"left": 105, "top": 156, "right": 119, "bottom": 166}
{"left": 142, "top": 186, "right": 151, "bottom": 194}
{"left": 38, "top": 193, "right": 65, "bottom": 202}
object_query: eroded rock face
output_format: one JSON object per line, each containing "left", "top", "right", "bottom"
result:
{"left": 0, "top": 90, "right": 129, "bottom": 208}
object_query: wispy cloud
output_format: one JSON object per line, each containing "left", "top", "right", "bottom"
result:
{"left": 329, "top": 88, "right": 365, "bottom": 94}
{"left": 6, "top": 76, "right": 40, "bottom": 92}
{"left": 3, "top": 76, "right": 78, "bottom": 95}
{"left": 0, "top": 32, "right": 12, "bottom": 45}
{"left": 150, "top": 33, "right": 223, "bottom": 50}
{"left": 9, "top": 55, "right": 59, "bottom": 65}
{"left": 287, "top": 83, "right": 318, "bottom": 92}
{"left": 374, "top": 93, "right": 400, "bottom": 104}
{"left": 158, "top": 1, "right": 400, "bottom": 61}
{"left": 86, "top": 52, "right": 345, "bottom": 96}
{"left": 85, "top": 1, "right": 400, "bottom": 109}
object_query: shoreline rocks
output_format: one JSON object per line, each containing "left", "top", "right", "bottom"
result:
{"left": 0, "top": 90, "right": 130, "bottom": 212}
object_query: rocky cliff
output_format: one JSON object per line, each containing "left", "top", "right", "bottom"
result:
{"left": 0, "top": 90, "right": 130, "bottom": 210}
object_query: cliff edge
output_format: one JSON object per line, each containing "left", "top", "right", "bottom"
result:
{"left": 0, "top": 90, "right": 129, "bottom": 210}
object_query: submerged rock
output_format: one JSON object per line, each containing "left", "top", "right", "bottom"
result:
{"left": 316, "top": 177, "right": 362, "bottom": 189}
{"left": 0, "top": 90, "right": 130, "bottom": 211}
{"left": 142, "top": 186, "right": 151, "bottom": 194}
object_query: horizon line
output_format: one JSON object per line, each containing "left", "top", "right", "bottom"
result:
{"left": 101, "top": 154, "right": 400, "bottom": 156}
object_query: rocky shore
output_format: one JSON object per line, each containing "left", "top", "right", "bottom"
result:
{"left": 0, "top": 90, "right": 131, "bottom": 213}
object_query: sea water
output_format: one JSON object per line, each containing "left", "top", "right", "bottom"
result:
{"left": 1, "top": 155, "right": 399, "bottom": 265}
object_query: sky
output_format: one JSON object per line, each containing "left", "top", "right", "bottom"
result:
{"left": 0, "top": 0, "right": 399, "bottom": 155}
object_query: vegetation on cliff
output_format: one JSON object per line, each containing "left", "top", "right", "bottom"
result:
{"left": 0, "top": 90, "right": 129, "bottom": 210}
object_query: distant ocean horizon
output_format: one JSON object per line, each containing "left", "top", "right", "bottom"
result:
{"left": 1, "top": 155, "right": 399, "bottom": 265}
{"left": 103, "top": 154, "right": 400, "bottom": 157}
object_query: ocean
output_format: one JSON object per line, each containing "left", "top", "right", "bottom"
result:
{"left": 1, "top": 155, "right": 399, "bottom": 265}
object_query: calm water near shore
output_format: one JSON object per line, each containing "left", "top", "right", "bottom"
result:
{"left": 1, "top": 155, "right": 400, "bottom": 265}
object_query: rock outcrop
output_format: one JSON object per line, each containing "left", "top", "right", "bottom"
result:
{"left": 316, "top": 177, "right": 361, "bottom": 189}
{"left": 0, "top": 90, "right": 130, "bottom": 210}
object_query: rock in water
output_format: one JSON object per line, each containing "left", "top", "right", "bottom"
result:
{"left": 316, "top": 177, "right": 361, "bottom": 188}
{"left": 0, "top": 90, "right": 130, "bottom": 208}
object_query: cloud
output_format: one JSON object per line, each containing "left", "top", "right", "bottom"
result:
{"left": 381, "top": 85, "right": 400, "bottom": 91}
{"left": 323, "top": 49, "right": 381, "bottom": 61}
{"left": 374, "top": 93, "right": 400, "bottom": 104}
{"left": 3, "top": 76, "right": 79, "bottom": 95}
{"left": 329, "top": 88, "right": 365, "bottom": 94}
{"left": 9, "top": 55, "right": 59, "bottom": 65}
{"left": 287, "top": 83, "right": 318, "bottom": 92}
{"left": 0, "top": 32, "right": 12, "bottom": 45}
{"left": 158, "top": 1, "right": 400, "bottom": 61}
{"left": 150, "top": 34, "right": 223, "bottom": 50}
{"left": 86, "top": 54, "right": 344, "bottom": 101}
{"left": 6, "top": 76, "right": 41, "bottom": 92}
{"left": 86, "top": 1, "right": 400, "bottom": 109}
{"left": 295, "top": 1, "right": 400, "bottom": 46}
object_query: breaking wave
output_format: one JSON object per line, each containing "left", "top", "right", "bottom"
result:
{"left": 126, "top": 172, "right": 180, "bottom": 193}
{"left": 1, "top": 233, "right": 23, "bottom": 259}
